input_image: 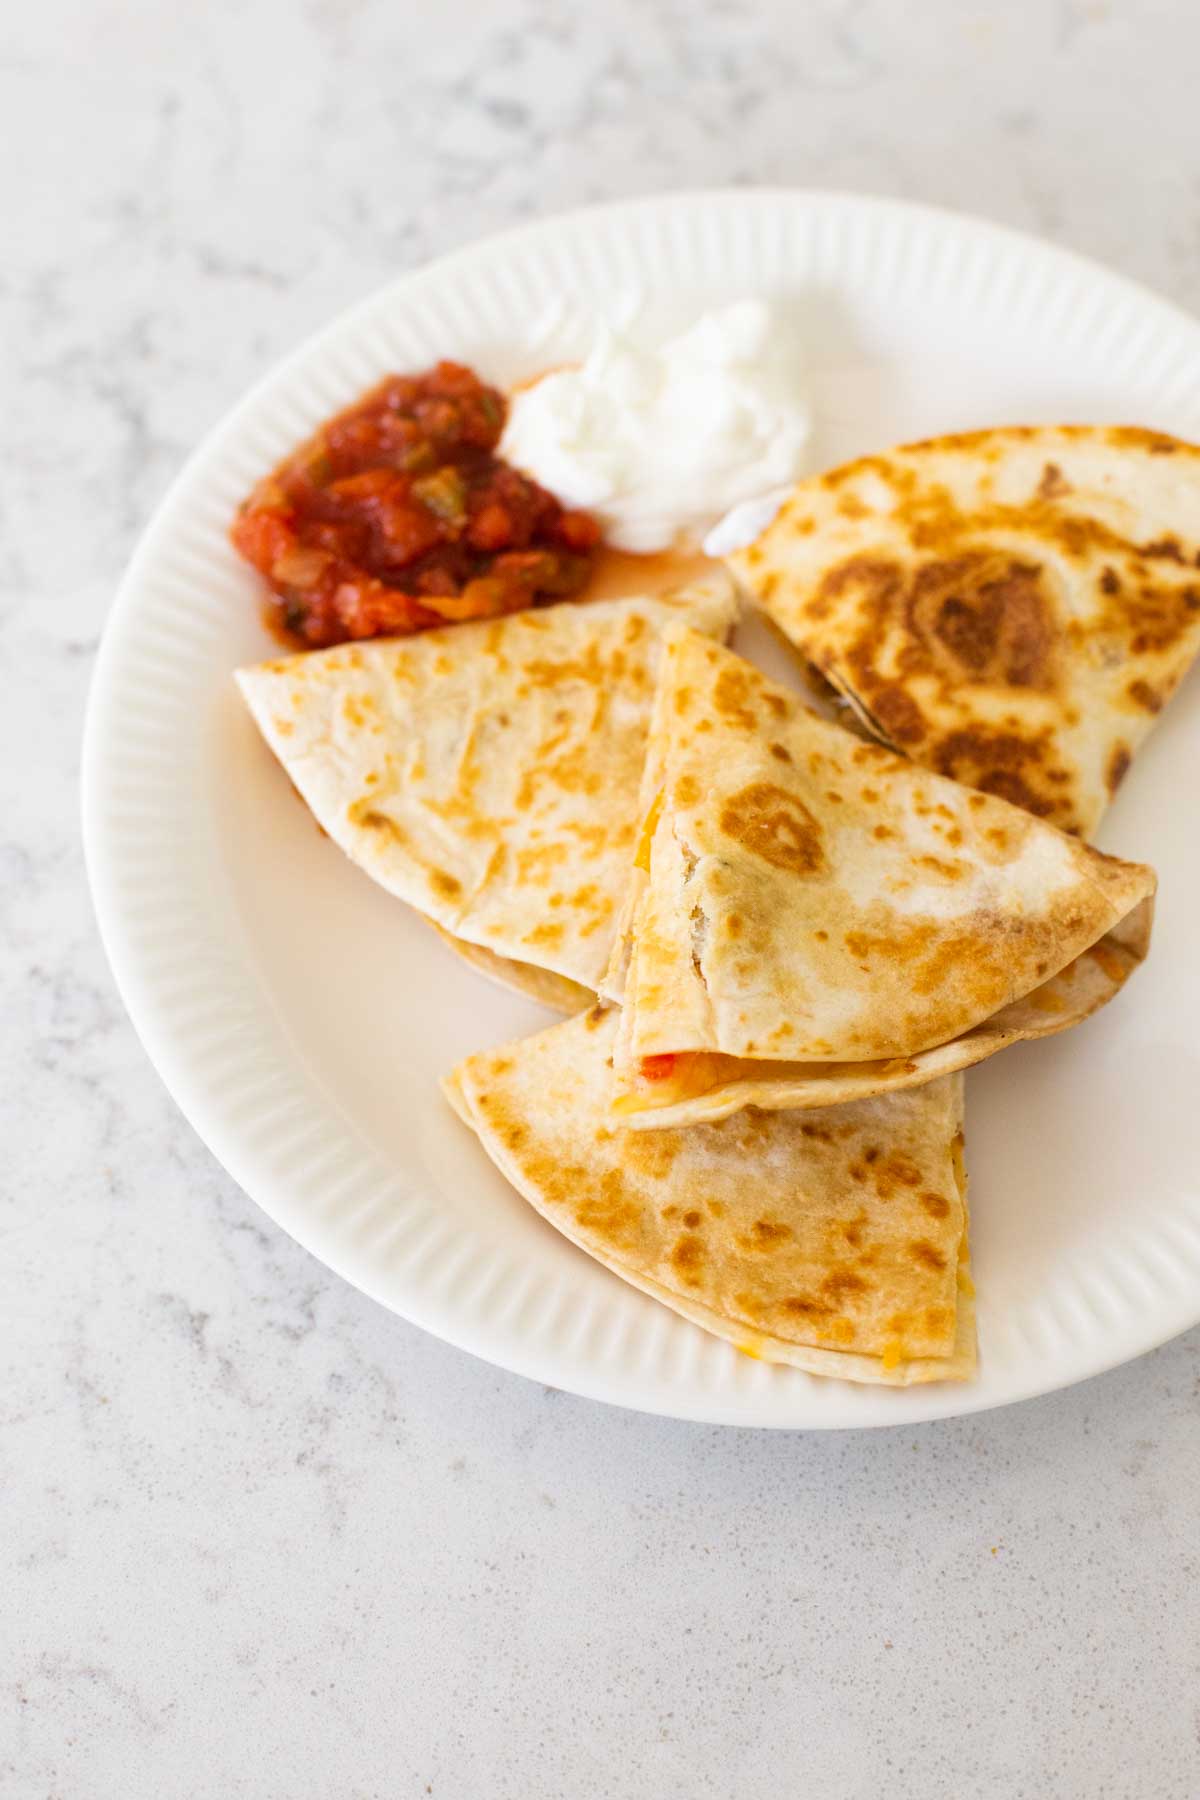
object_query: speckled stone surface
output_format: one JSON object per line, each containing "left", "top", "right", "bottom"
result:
{"left": 6, "top": 2, "right": 1200, "bottom": 1794}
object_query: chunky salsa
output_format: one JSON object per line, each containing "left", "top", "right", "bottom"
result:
{"left": 230, "top": 361, "right": 601, "bottom": 647}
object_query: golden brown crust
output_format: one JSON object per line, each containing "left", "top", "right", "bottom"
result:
{"left": 446, "top": 1009, "right": 976, "bottom": 1384}
{"left": 236, "top": 579, "right": 738, "bottom": 990}
{"left": 610, "top": 631, "right": 1155, "bottom": 1125}
{"left": 729, "top": 425, "right": 1200, "bottom": 838}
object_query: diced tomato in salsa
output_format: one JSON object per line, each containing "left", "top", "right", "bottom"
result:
{"left": 230, "top": 361, "right": 601, "bottom": 647}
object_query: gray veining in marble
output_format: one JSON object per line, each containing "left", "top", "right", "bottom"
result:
{"left": 5, "top": 1, "right": 1200, "bottom": 1794}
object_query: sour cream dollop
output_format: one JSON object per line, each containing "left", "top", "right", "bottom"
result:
{"left": 500, "top": 301, "right": 811, "bottom": 555}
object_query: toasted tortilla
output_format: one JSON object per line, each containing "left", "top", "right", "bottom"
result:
{"left": 608, "top": 631, "right": 1155, "bottom": 1126}
{"left": 726, "top": 425, "right": 1200, "bottom": 839}
{"left": 427, "top": 922, "right": 592, "bottom": 1013}
{"left": 444, "top": 1007, "right": 975, "bottom": 1385}
{"left": 236, "top": 580, "right": 737, "bottom": 996}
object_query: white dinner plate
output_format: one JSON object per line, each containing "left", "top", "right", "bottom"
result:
{"left": 84, "top": 190, "right": 1200, "bottom": 1427}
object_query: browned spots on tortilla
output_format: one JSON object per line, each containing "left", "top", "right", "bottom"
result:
{"left": 1126, "top": 584, "right": 1200, "bottom": 655}
{"left": 818, "top": 549, "right": 1062, "bottom": 756}
{"left": 821, "top": 1266, "right": 870, "bottom": 1303}
{"left": 341, "top": 692, "right": 380, "bottom": 729}
{"left": 622, "top": 1133, "right": 679, "bottom": 1180}
{"left": 670, "top": 1234, "right": 705, "bottom": 1284}
{"left": 863, "top": 682, "right": 927, "bottom": 746}
{"left": 844, "top": 922, "right": 937, "bottom": 968}
{"left": 522, "top": 920, "right": 564, "bottom": 948}
{"left": 573, "top": 1168, "right": 639, "bottom": 1247}
{"left": 521, "top": 641, "right": 610, "bottom": 695}
{"left": 769, "top": 742, "right": 793, "bottom": 764}
{"left": 1126, "top": 677, "right": 1162, "bottom": 713}
{"left": 842, "top": 1211, "right": 868, "bottom": 1250}
{"left": 1106, "top": 742, "right": 1131, "bottom": 794}
{"left": 1142, "top": 535, "right": 1186, "bottom": 563}
{"left": 737, "top": 1218, "right": 794, "bottom": 1254}
{"left": 909, "top": 1238, "right": 948, "bottom": 1273}
{"left": 347, "top": 800, "right": 409, "bottom": 844}
{"left": 429, "top": 868, "right": 462, "bottom": 900}
{"left": 923, "top": 1306, "right": 952, "bottom": 1338}
{"left": 874, "top": 1154, "right": 924, "bottom": 1198}
{"left": 780, "top": 1293, "right": 832, "bottom": 1320}
{"left": 719, "top": 782, "right": 826, "bottom": 875}
{"left": 872, "top": 823, "right": 894, "bottom": 841}
{"left": 673, "top": 684, "right": 693, "bottom": 716}
{"left": 914, "top": 853, "right": 969, "bottom": 881}
{"left": 1036, "top": 461, "right": 1071, "bottom": 500}
{"left": 920, "top": 1192, "right": 951, "bottom": 1221}
{"left": 515, "top": 843, "right": 566, "bottom": 884}
{"left": 910, "top": 930, "right": 995, "bottom": 1000}
{"left": 818, "top": 553, "right": 904, "bottom": 608}
{"left": 932, "top": 726, "right": 1063, "bottom": 824}
{"left": 676, "top": 773, "right": 701, "bottom": 806}
{"left": 712, "top": 666, "right": 763, "bottom": 730}
{"left": 910, "top": 553, "right": 1059, "bottom": 688}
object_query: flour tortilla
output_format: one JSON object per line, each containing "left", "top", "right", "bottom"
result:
{"left": 608, "top": 630, "right": 1155, "bottom": 1126}
{"left": 427, "top": 922, "right": 592, "bottom": 1013}
{"left": 236, "top": 580, "right": 737, "bottom": 996}
{"left": 444, "top": 1007, "right": 975, "bottom": 1385}
{"left": 726, "top": 425, "right": 1200, "bottom": 839}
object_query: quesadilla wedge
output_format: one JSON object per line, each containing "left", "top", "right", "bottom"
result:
{"left": 607, "top": 630, "right": 1155, "bottom": 1127}
{"left": 426, "top": 922, "right": 593, "bottom": 1013}
{"left": 727, "top": 425, "right": 1200, "bottom": 839}
{"left": 236, "top": 579, "right": 737, "bottom": 1002}
{"left": 444, "top": 1007, "right": 975, "bottom": 1385}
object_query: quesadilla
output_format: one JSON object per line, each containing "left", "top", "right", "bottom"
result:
{"left": 236, "top": 579, "right": 738, "bottom": 1005}
{"left": 727, "top": 425, "right": 1200, "bottom": 838}
{"left": 426, "top": 923, "right": 594, "bottom": 1013}
{"left": 605, "top": 630, "right": 1155, "bottom": 1127}
{"left": 444, "top": 1007, "right": 975, "bottom": 1385}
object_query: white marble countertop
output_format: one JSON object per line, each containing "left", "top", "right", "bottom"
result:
{"left": 6, "top": 1, "right": 1200, "bottom": 1793}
